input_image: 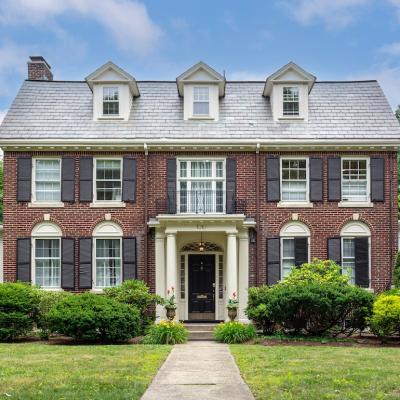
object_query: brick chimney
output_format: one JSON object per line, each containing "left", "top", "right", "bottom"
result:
{"left": 27, "top": 56, "right": 53, "bottom": 81}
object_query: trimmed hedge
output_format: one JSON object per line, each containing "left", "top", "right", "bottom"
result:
{"left": 0, "top": 282, "right": 39, "bottom": 341}
{"left": 47, "top": 292, "right": 140, "bottom": 341}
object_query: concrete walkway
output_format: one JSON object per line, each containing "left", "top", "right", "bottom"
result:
{"left": 141, "top": 341, "right": 254, "bottom": 400}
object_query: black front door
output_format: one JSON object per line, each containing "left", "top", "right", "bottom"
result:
{"left": 188, "top": 254, "right": 215, "bottom": 320}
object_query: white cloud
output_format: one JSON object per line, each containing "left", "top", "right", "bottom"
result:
{"left": 228, "top": 71, "right": 266, "bottom": 81}
{"left": 280, "top": 0, "right": 370, "bottom": 29}
{"left": 0, "top": 0, "right": 162, "bottom": 56}
{"left": 380, "top": 42, "right": 400, "bottom": 56}
{"left": 388, "top": 0, "right": 400, "bottom": 19}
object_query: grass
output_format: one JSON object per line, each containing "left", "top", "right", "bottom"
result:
{"left": 230, "top": 344, "right": 400, "bottom": 400}
{"left": 0, "top": 343, "right": 171, "bottom": 400}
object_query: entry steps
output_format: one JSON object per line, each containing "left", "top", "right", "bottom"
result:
{"left": 184, "top": 323, "right": 219, "bottom": 341}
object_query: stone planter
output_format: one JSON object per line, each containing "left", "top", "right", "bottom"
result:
{"left": 227, "top": 307, "right": 238, "bottom": 322}
{"left": 166, "top": 307, "right": 176, "bottom": 321}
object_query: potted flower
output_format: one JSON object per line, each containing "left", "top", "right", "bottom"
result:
{"left": 227, "top": 292, "right": 239, "bottom": 321}
{"left": 164, "top": 286, "right": 177, "bottom": 321}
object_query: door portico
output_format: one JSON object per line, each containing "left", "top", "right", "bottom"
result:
{"left": 149, "top": 214, "right": 255, "bottom": 322}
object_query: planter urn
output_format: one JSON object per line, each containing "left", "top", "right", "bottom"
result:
{"left": 166, "top": 307, "right": 176, "bottom": 321}
{"left": 227, "top": 307, "right": 238, "bottom": 322}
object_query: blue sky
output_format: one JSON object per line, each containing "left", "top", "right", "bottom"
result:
{"left": 0, "top": 0, "right": 399, "bottom": 121}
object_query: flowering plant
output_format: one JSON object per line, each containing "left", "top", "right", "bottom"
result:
{"left": 164, "top": 286, "right": 177, "bottom": 309}
{"left": 227, "top": 292, "right": 239, "bottom": 309}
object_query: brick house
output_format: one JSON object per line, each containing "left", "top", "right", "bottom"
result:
{"left": 0, "top": 56, "right": 399, "bottom": 322}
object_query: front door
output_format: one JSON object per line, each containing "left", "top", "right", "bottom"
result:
{"left": 188, "top": 254, "right": 215, "bottom": 321}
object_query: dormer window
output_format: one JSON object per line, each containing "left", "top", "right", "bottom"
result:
{"left": 103, "top": 87, "right": 119, "bottom": 116}
{"left": 283, "top": 87, "right": 299, "bottom": 116}
{"left": 193, "top": 87, "right": 209, "bottom": 116}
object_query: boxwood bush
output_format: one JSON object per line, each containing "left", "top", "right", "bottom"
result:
{"left": 246, "top": 259, "right": 374, "bottom": 336}
{"left": 0, "top": 282, "right": 39, "bottom": 341}
{"left": 369, "top": 294, "right": 400, "bottom": 337}
{"left": 142, "top": 321, "right": 188, "bottom": 344}
{"left": 104, "top": 280, "right": 161, "bottom": 334}
{"left": 214, "top": 322, "right": 256, "bottom": 344}
{"left": 47, "top": 292, "right": 140, "bottom": 341}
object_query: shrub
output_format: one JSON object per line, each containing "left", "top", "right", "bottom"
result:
{"left": 34, "top": 290, "right": 71, "bottom": 340}
{"left": 394, "top": 252, "right": 400, "bottom": 288}
{"left": 142, "top": 320, "right": 188, "bottom": 344}
{"left": 214, "top": 322, "right": 256, "bottom": 344}
{"left": 369, "top": 295, "right": 400, "bottom": 337}
{"left": 104, "top": 280, "right": 161, "bottom": 334}
{"left": 0, "top": 282, "right": 39, "bottom": 341}
{"left": 246, "top": 286, "right": 274, "bottom": 334}
{"left": 282, "top": 259, "right": 349, "bottom": 286}
{"left": 47, "top": 292, "right": 140, "bottom": 341}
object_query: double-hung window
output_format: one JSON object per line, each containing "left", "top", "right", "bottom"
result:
{"left": 103, "top": 87, "right": 119, "bottom": 116}
{"left": 178, "top": 159, "right": 225, "bottom": 213}
{"left": 193, "top": 87, "right": 210, "bottom": 116}
{"left": 281, "top": 158, "right": 308, "bottom": 201}
{"left": 342, "top": 158, "right": 369, "bottom": 202}
{"left": 95, "top": 238, "right": 122, "bottom": 288}
{"left": 95, "top": 159, "right": 122, "bottom": 201}
{"left": 34, "top": 159, "right": 61, "bottom": 202}
{"left": 281, "top": 238, "right": 296, "bottom": 278}
{"left": 342, "top": 238, "right": 356, "bottom": 284}
{"left": 283, "top": 87, "right": 299, "bottom": 116}
{"left": 34, "top": 238, "right": 61, "bottom": 289}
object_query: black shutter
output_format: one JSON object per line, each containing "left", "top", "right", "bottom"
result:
{"left": 328, "top": 237, "right": 341, "bottom": 265}
{"left": 294, "top": 237, "right": 308, "bottom": 267}
{"left": 79, "top": 157, "right": 93, "bottom": 202}
{"left": 167, "top": 158, "right": 176, "bottom": 214}
{"left": 226, "top": 158, "right": 237, "bottom": 214}
{"left": 370, "top": 157, "right": 384, "bottom": 202}
{"left": 267, "top": 237, "right": 280, "bottom": 285}
{"left": 122, "top": 157, "right": 137, "bottom": 203}
{"left": 266, "top": 156, "right": 280, "bottom": 201}
{"left": 123, "top": 237, "right": 137, "bottom": 281}
{"left": 17, "top": 238, "right": 31, "bottom": 282}
{"left": 17, "top": 157, "right": 32, "bottom": 202}
{"left": 355, "top": 237, "right": 369, "bottom": 287}
{"left": 309, "top": 157, "right": 323, "bottom": 202}
{"left": 79, "top": 238, "right": 92, "bottom": 289}
{"left": 61, "top": 238, "right": 75, "bottom": 289}
{"left": 61, "top": 157, "right": 75, "bottom": 202}
{"left": 328, "top": 157, "right": 341, "bottom": 201}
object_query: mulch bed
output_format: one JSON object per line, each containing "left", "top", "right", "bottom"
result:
{"left": 5, "top": 335, "right": 144, "bottom": 345}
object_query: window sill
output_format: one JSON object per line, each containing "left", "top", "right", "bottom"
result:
{"left": 188, "top": 116, "right": 215, "bottom": 121}
{"left": 97, "top": 116, "right": 124, "bottom": 120}
{"left": 278, "top": 116, "right": 304, "bottom": 121}
{"left": 277, "top": 201, "right": 313, "bottom": 208}
{"left": 90, "top": 201, "right": 126, "bottom": 208}
{"left": 28, "top": 202, "right": 65, "bottom": 208}
{"left": 338, "top": 201, "right": 373, "bottom": 208}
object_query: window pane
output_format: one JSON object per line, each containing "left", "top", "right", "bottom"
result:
{"left": 35, "top": 239, "right": 61, "bottom": 288}
{"left": 342, "top": 159, "right": 368, "bottom": 202}
{"left": 180, "top": 161, "right": 187, "bottom": 178}
{"left": 103, "top": 87, "right": 119, "bottom": 115}
{"left": 180, "top": 255, "right": 185, "bottom": 299}
{"left": 283, "top": 87, "right": 299, "bottom": 116}
{"left": 96, "top": 239, "right": 122, "bottom": 288}
{"left": 282, "top": 238, "right": 295, "bottom": 278}
{"left": 342, "top": 238, "right": 356, "bottom": 284}
{"left": 218, "top": 256, "right": 224, "bottom": 299}
{"left": 96, "top": 159, "right": 122, "bottom": 201}
{"left": 191, "top": 161, "right": 212, "bottom": 178}
{"left": 35, "top": 159, "right": 61, "bottom": 201}
{"left": 281, "top": 159, "right": 307, "bottom": 201}
{"left": 193, "top": 87, "right": 209, "bottom": 116}
{"left": 193, "top": 101, "right": 209, "bottom": 116}
{"left": 216, "top": 161, "right": 223, "bottom": 178}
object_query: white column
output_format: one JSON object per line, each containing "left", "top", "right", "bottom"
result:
{"left": 238, "top": 230, "right": 250, "bottom": 323}
{"left": 226, "top": 231, "right": 238, "bottom": 321}
{"left": 166, "top": 231, "right": 178, "bottom": 320}
{"left": 155, "top": 230, "right": 165, "bottom": 322}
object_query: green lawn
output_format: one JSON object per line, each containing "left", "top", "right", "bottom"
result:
{"left": 231, "top": 345, "right": 400, "bottom": 400}
{"left": 0, "top": 343, "right": 171, "bottom": 400}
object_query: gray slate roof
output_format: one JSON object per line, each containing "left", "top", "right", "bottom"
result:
{"left": 0, "top": 79, "right": 399, "bottom": 141}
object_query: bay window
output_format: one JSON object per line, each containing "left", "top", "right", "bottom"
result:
{"left": 178, "top": 159, "right": 225, "bottom": 213}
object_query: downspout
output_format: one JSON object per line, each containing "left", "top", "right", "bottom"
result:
{"left": 144, "top": 143, "right": 149, "bottom": 285}
{"left": 255, "top": 142, "right": 260, "bottom": 286}
{"left": 389, "top": 152, "right": 394, "bottom": 288}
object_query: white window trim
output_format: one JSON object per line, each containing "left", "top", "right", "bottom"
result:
{"left": 102, "top": 85, "right": 120, "bottom": 117}
{"left": 92, "top": 237, "right": 123, "bottom": 291}
{"left": 176, "top": 157, "right": 226, "bottom": 214}
{"left": 31, "top": 157, "right": 64, "bottom": 207}
{"left": 282, "top": 86, "right": 300, "bottom": 118}
{"left": 279, "top": 156, "right": 310, "bottom": 206}
{"left": 280, "top": 221, "right": 310, "bottom": 280}
{"left": 91, "top": 157, "right": 124, "bottom": 207}
{"left": 192, "top": 86, "right": 210, "bottom": 118}
{"left": 31, "top": 222, "right": 63, "bottom": 291}
{"left": 340, "top": 221, "right": 371, "bottom": 289}
{"left": 341, "top": 156, "right": 370, "bottom": 204}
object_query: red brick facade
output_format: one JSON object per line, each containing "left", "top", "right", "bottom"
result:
{"left": 3, "top": 150, "right": 398, "bottom": 293}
